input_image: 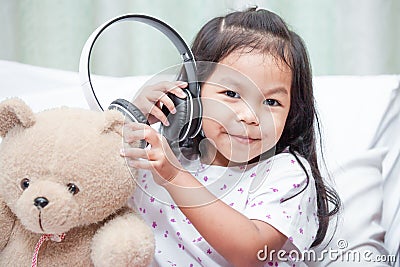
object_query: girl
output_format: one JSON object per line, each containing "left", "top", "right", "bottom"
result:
{"left": 121, "top": 8, "right": 340, "bottom": 267}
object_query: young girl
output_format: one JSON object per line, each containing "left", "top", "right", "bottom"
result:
{"left": 121, "top": 8, "right": 340, "bottom": 267}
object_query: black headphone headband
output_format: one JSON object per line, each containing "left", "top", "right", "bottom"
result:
{"left": 79, "top": 14, "right": 200, "bottom": 111}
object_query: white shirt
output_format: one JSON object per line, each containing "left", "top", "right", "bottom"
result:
{"left": 133, "top": 151, "right": 318, "bottom": 266}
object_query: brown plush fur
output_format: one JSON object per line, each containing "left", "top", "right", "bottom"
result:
{"left": 0, "top": 98, "right": 154, "bottom": 266}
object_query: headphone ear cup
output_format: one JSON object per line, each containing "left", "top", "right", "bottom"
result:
{"left": 108, "top": 99, "right": 149, "bottom": 125}
{"left": 161, "top": 90, "right": 192, "bottom": 142}
{"left": 108, "top": 99, "right": 149, "bottom": 148}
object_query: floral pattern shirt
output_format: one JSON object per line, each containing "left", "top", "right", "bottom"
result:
{"left": 132, "top": 151, "right": 319, "bottom": 266}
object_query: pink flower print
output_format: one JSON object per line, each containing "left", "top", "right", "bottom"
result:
{"left": 266, "top": 214, "right": 271, "bottom": 219}
{"left": 176, "top": 232, "right": 183, "bottom": 241}
{"left": 258, "top": 201, "right": 264, "bottom": 206}
{"left": 164, "top": 230, "right": 169, "bottom": 238}
{"left": 299, "top": 228, "right": 304, "bottom": 234}
{"left": 203, "top": 176, "right": 208, "bottom": 182}
{"left": 170, "top": 218, "right": 176, "bottom": 223}
{"left": 170, "top": 204, "right": 175, "bottom": 210}
{"left": 144, "top": 184, "right": 148, "bottom": 190}
{"left": 290, "top": 159, "right": 296, "bottom": 164}
{"left": 266, "top": 168, "right": 270, "bottom": 173}
{"left": 178, "top": 243, "right": 185, "bottom": 250}
{"left": 240, "top": 165, "right": 245, "bottom": 170}
{"left": 150, "top": 197, "right": 155, "bottom": 203}
{"left": 293, "top": 183, "right": 300, "bottom": 188}
{"left": 270, "top": 187, "right": 279, "bottom": 192}
{"left": 193, "top": 236, "right": 203, "bottom": 243}
{"left": 143, "top": 173, "right": 147, "bottom": 178}
{"left": 289, "top": 236, "right": 294, "bottom": 242}
{"left": 237, "top": 188, "right": 244, "bottom": 194}
{"left": 197, "top": 257, "right": 202, "bottom": 263}
{"left": 152, "top": 221, "right": 157, "bottom": 228}
{"left": 250, "top": 172, "right": 256, "bottom": 177}
{"left": 229, "top": 202, "right": 235, "bottom": 207}
{"left": 220, "top": 184, "right": 227, "bottom": 190}
{"left": 251, "top": 203, "right": 256, "bottom": 208}
{"left": 141, "top": 179, "right": 146, "bottom": 183}
{"left": 139, "top": 207, "right": 146, "bottom": 214}
{"left": 206, "top": 248, "right": 212, "bottom": 254}
{"left": 160, "top": 209, "right": 163, "bottom": 214}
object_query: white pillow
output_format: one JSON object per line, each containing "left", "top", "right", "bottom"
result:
{"left": 306, "top": 148, "right": 389, "bottom": 266}
{"left": 313, "top": 75, "right": 400, "bottom": 163}
{"left": 369, "top": 85, "right": 400, "bottom": 261}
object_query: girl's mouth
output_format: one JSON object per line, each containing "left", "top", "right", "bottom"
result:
{"left": 229, "top": 134, "right": 259, "bottom": 144}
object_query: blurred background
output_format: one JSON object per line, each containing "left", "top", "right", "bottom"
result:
{"left": 1, "top": 0, "right": 399, "bottom": 77}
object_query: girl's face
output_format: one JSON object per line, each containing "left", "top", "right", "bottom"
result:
{"left": 200, "top": 52, "right": 292, "bottom": 166}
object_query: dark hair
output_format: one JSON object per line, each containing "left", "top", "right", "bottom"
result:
{"left": 189, "top": 8, "right": 340, "bottom": 247}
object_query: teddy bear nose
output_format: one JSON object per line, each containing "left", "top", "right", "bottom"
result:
{"left": 34, "top": 197, "right": 49, "bottom": 209}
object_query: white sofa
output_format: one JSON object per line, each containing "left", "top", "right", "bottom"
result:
{"left": 0, "top": 60, "right": 399, "bottom": 266}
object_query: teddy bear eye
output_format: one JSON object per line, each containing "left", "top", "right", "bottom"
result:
{"left": 67, "top": 183, "right": 80, "bottom": 195}
{"left": 20, "top": 178, "right": 30, "bottom": 190}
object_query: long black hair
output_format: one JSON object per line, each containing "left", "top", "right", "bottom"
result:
{"left": 188, "top": 7, "right": 340, "bottom": 247}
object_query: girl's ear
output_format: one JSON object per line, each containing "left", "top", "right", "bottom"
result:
{"left": 0, "top": 98, "right": 36, "bottom": 138}
{"left": 101, "top": 109, "right": 125, "bottom": 136}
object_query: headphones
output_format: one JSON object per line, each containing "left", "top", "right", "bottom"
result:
{"left": 79, "top": 14, "right": 202, "bottom": 147}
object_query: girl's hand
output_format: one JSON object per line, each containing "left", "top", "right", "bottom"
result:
{"left": 132, "top": 81, "right": 187, "bottom": 126}
{"left": 120, "top": 122, "right": 184, "bottom": 185}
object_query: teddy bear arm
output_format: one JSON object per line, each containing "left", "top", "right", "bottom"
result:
{"left": 91, "top": 209, "right": 155, "bottom": 267}
{"left": 0, "top": 199, "right": 16, "bottom": 251}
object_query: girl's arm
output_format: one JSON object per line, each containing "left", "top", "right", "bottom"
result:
{"left": 165, "top": 171, "right": 287, "bottom": 266}
{"left": 122, "top": 123, "right": 287, "bottom": 267}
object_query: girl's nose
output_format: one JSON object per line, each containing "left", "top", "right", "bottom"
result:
{"left": 237, "top": 104, "right": 259, "bottom": 125}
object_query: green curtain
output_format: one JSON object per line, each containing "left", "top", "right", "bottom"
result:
{"left": 1, "top": 0, "right": 399, "bottom": 76}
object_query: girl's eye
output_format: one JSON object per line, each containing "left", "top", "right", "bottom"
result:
{"left": 67, "top": 183, "right": 80, "bottom": 195}
{"left": 20, "top": 178, "right": 30, "bottom": 190}
{"left": 263, "top": 99, "right": 280, "bottom": 106}
{"left": 224, "top": 90, "right": 240, "bottom": 98}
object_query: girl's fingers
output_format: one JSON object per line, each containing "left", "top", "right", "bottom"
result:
{"left": 148, "top": 103, "right": 170, "bottom": 126}
{"left": 170, "top": 82, "right": 188, "bottom": 99}
{"left": 127, "top": 159, "right": 153, "bottom": 170}
{"left": 120, "top": 147, "right": 148, "bottom": 159}
{"left": 158, "top": 94, "right": 176, "bottom": 114}
{"left": 123, "top": 123, "right": 162, "bottom": 147}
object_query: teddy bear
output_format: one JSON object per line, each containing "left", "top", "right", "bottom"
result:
{"left": 0, "top": 98, "right": 154, "bottom": 266}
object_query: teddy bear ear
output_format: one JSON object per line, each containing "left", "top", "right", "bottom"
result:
{"left": 101, "top": 109, "right": 125, "bottom": 135}
{"left": 0, "top": 98, "right": 36, "bottom": 138}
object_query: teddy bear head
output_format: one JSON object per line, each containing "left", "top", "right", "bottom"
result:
{"left": 0, "top": 98, "right": 137, "bottom": 235}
